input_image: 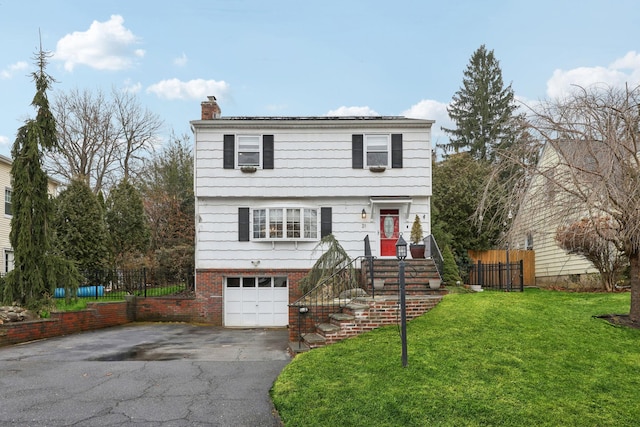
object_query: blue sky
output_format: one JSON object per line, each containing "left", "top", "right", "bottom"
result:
{"left": 1, "top": 0, "right": 640, "bottom": 158}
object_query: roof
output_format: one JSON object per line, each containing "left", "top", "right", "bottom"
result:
{"left": 190, "top": 115, "right": 435, "bottom": 130}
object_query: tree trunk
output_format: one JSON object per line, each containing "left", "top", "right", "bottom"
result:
{"left": 629, "top": 251, "right": 640, "bottom": 323}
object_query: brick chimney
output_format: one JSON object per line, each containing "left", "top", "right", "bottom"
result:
{"left": 201, "top": 96, "right": 221, "bottom": 119}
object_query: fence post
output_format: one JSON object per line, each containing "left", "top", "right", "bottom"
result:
{"left": 519, "top": 259, "right": 524, "bottom": 292}
{"left": 143, "top": 267, "right": 147, "bottom": 298}
{"left": 477, "top": 260, "right": 483, "bottom": 288}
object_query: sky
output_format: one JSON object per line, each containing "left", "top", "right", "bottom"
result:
{"left": 1, "top": 0, "right": 640, "bottom": 158}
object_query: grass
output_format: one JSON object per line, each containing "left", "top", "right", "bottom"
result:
{"left": 271, "top": 289, "right": 640, "bottom": 426}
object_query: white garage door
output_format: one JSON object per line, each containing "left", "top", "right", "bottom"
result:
{"left": 225, "top": 276, "right": 289, "bottom": 327}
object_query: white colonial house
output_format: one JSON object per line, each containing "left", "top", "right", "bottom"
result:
{"left": 191, "top": 97, "right": 434, "bottom": 327}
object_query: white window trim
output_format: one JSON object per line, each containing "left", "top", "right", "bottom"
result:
{"left": 4, "top": 187, "right": 12, "bottom": 217}
{"left": 252, "top": 207, "right": 319, "bottom": 241}
{"left": 237, "top": 135, "right": 262, "bottom": 168}
{"left": 365, "top": 134, "right": 390, "bottom": 167}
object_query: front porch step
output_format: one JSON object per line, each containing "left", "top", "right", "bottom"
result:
{"left": 317, "top": 323, "right": 341, "bottom": 334}
{"left": 295, "top": 294, "right": 445, "bottom": 355}
{"left": 301, "top": 332, "right": 327, "bottom": 349}
{"left": 288, "top": 341, "right": 310, "bottom": 354}
{"left": 329, "top": 313, "right": 355, "bottom": 322}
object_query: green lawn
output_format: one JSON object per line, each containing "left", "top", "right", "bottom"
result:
{"left": 271, "top": 289, "right": 640, "bottom": 426}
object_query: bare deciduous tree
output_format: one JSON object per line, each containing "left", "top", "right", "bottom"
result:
{"left": 496, "top": 84, "right": 640, "bottom": 322}
{"left": 112, "top": 88, "right": 163, "bottom": 181}
{"left": 47, "top": 88, "right": 163, "bottom": 194}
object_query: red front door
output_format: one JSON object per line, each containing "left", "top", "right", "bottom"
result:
{"left": 380, "top": 209, "right": 400, "bottom": 256}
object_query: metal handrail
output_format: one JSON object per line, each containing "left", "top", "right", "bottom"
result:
{"left": 290, "top": 255, "right": 366, "bottom": 342}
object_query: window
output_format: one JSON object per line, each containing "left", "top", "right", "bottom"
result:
{"left": 237, "top": 135, "right": 261, "bottom": 167}
{"left": 227, "top": 276, "right": 288, "bottom": 288}
{"left": 5, "top": 188, "right": 11, "bottom": 216}
{"left": 352, "top": 134, "right": 403, "bottom": 169}
{"left": 224, "top": 135, "right": 274, "bottom": 169}
{"left": 366, "top": 135, "right": 390, "bottom": 167}
{"left": 5, "top": 250, "right": 14, "bottom": 273}
{"left": 252, "top": 208, "right": 318, "bottom": 240}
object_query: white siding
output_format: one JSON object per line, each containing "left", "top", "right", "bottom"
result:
{"left": 192, "top": 117, "right": 433, "bottom": 271}
{"left": 511, "top": 144, "right": 597, "bottom": 280}
{"left": 195, "top": 196, "right": 430, "bottom": 270}
{"left": 193, "top": 119, "right": 432, "bottom": 199}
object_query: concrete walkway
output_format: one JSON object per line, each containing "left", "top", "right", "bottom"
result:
{"left": 0, "top": 323, "right": 291, "bottom": 426}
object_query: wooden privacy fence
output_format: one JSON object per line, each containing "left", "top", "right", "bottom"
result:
{"left": 468, "top": 249, "right": 535, "bottom": 289}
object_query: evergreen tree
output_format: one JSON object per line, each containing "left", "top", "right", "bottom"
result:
{"left": 432, "top": 153, "right": 501, "bottom": 261}
{"left": 3, "top": 47, "right": 78, "bottom": 308}
{"left": 53, "top": 179, "right": 109, "bottom": 273}
{"left": 441, "top": 245, "right": 462, "bottom": 286}
{"left": 106, "top": 179, "right": 150, "bottom": 268}
{"left": 442, "top": 45, "right": 519, "bottom": 163}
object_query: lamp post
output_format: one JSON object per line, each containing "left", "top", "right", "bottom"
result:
{"left": 505, "top": 210, "right": 513, "bottom": 292}
{"left": 396, "top": 234, "right": 408, "bottom": 368}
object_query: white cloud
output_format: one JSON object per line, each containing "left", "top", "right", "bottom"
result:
{"left": 402, "top": 99, "right": 452, "bottom": 146}
{"left": 326, "top": 106, "right": 379, "bottom": 116}
{"left": 0, "top": 61, "right": 28, "bottom": 79}
{"left": 122, "top": 79, "right": 142, "bottom": 93}
{"left": 173, "top": 53, "right": 188, "bottom": 67}
{"left": 0, "top": 135, "right": 9, "bottom": 146}
{"left": 146, "top": 78, "right": 230, "bottom": 100}
{"left": 54, "top": 15, "right": 144, "bottom": 71}
{"left": 546, "top": 51, "right": 640, "bottom": 99}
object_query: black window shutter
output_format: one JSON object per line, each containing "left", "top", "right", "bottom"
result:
{"left": 238, "top": 207, "right": 250, "bottom": 241}
{"left": 224, "top": 135, "right": 235, "bottom": 169}
{"left": 321, "top": 207, "right": 332, "bottom": 237}
{"left": 352, "top": 135, "right": 364, "bottom": 169}
{"left": 263, "top": 135, "right": 274, "bottom": 169}
{"left": 391, "top": 134, "right": 403, "bottom": 168}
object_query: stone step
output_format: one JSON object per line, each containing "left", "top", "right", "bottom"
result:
{"left": 302, "top": 332, "right": 326, "bottom": 347}
{"left": 288, "top": 341, "right": 310, "bottom": 354}
{"left": 316, "top": 323, "right": 341, "bottom": 334}
{"left": 330, "top": 313, "right": 355, "bottom": 322}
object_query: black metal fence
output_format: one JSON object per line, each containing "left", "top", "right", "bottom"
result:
{"left": 467, "top": 260, "right": 524, "bottom": 292}
{"left": 53, "top": 267, "right": 195, "bottom": 300}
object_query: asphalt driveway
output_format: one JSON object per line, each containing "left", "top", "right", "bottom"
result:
{"left": 0, "top": 323, "right": 291, "bottom": 426}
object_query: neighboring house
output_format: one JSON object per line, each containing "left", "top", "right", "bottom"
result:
{"left": 191, "top": 97, "right": 434, "bottom": 327}
{"left": 509, "top": 143, "right": 598, "bottom": 287}
{"left": 0, "top": 154, "right": 61, "bottom": 275}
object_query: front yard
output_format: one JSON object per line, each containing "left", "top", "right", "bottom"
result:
{"left": 271, "top": 289, "right": 640, "bottom": 426}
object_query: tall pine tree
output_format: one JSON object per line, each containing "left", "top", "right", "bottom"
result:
{"left": 4, "top": 46, "right": 78, "bottom": 308}
{"left": 442, "top": 45, "right": 519, "bottom": 163}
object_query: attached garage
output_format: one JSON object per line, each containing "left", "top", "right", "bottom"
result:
{"left": 224, "top": 276, "right": 289, "bottom": 327}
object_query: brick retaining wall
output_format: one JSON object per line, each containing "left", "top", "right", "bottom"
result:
{"left": 0, "top": 297, "right": 209, "bottom": 348}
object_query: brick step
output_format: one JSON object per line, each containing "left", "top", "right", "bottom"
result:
{"left": 296, "top": 295, "right": 445, "bottom": 354}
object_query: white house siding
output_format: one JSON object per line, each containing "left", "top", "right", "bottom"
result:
{"left": 0, "top": 158, "right": 12, "bottom": 271}
{"left": 511, "top": 144, "right": 597, "bottom": 284}
{"left": 192, "top": 117, "right": 433, "bottom": 270}
{"left": 0, "top": 155, "right": 60, "bottom": 274}
{"left": 196, "top": 195, "right": 431, "bottom": 270}
{"left": 193, "top": 119, "right": 431, "bottom": 199}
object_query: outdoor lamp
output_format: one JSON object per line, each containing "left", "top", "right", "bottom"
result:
{"left": 299, "top": 306, "right": 309, "bottom": 314}
{"left": 361, "top": 208, "right": 367, "bottom": 219}
{"left": 395, "top": 234, "right": 407, "bottom": 260}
